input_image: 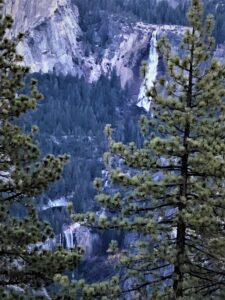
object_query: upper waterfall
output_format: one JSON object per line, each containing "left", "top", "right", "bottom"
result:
{"left": 137, "top": 29, "right": 159, "bottom": 112}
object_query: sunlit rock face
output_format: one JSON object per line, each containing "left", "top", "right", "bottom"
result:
{"left": 5, "top": 0, "right": 225, "bottom": 91}
{"left": 4, "top": 0, "right": 153, "bottom": 86}
{"left": 4, "top": 0, "right": 84, "bottom": 76}
{"left": 4, "top": 0, "right": 65, "bottom": 33}
{"left": 4, "top": 0, "right": 188, "bottom": 88}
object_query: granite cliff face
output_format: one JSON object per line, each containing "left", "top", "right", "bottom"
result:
{"left": 4, "top": 0, "right": 84, "bottom": 76}
{"left": 5, "top": 0, "right": 189, "bottom": 88}
{"left": 4, "top": 0, "right": 225, "bottom": 88}
{"left": 4, "top": 0, "right": 67, "bottom": 33}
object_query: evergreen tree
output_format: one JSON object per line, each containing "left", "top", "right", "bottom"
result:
{"left": 76, "top": 0, "right": 225, "bottom": 298}
{"left": 0, "top": 2, "right": 82, "bottom": 298}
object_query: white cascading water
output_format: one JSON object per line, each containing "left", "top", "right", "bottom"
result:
{"left": 38, "top": 223, "right": 87, "bottom": 251}
{"left": 63, "top": 223, "right": 81, "bottom": 249}
{"left": 137, "top": 29, "right": 159, "bottom": 112}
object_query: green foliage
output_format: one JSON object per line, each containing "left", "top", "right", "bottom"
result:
{"left": 108, "top": 240, "right": 119, "bottom": 254}
{"left": 0, "top": 2, "right": 82, "bottom": 298}
{"left": 80, "top": 0, "right": 225, "bottom": 298}
{"left": 21, "top": 72, "right": 142, "bottom": 232}
{"left": 53, "top": 275, "right": 120, "bottom": 300}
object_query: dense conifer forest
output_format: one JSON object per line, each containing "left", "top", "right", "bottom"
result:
{"left": 22, "top": 73, "right": 142, "bottom": 231}
{"left": 1, "top": 0, "right": 225, "bottom": 298}
{"left": 23, "top": 0, "right": 225, "bottom": 232}
{"left": 74, "top": 0, "right": 225, "bottom": 44}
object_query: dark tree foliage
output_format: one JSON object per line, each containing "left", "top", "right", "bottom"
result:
{"left": 0, "top": 3, "right": 82, "bottom": 298}
{"left": 21, "top": 72, "right": 142, "bottom": 232}
{"left": 75, "top": 0, "right": 225, "bottom": 299}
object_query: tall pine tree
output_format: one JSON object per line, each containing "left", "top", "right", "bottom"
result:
{"left": 75, "top": 0, "right": 225, "bottom": 298}
{"left": 0, "top": 2, "right": 82, "bottom": 298}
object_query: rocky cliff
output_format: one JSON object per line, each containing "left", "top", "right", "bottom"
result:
{"left": 4, "top": 0, "right": 83, "bottom": 76}
{"left": 4, "top": 0, "right": 189, "bottom": 88}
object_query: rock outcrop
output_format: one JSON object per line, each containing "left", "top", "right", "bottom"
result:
{"left": 4, "top": 0, "right": 225, "bottom": 88}
{"left": 4, "top": 0, "right": 189, "bottom": 88}
{"left": 4, "top": 0, "right": 84, "bottom": 76}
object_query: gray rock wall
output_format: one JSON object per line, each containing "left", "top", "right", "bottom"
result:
{"left": 4, "top": 0, "right": 225, "bottom": 86}
{"left": 4, "top": 0, "right": 191, "bottom": 87}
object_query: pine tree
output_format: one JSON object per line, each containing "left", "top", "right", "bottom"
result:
{"left": 75, "top": 0, "right": 225, "bottom": 298}
{"left": 0, "top": 2, "right": 82, "bottom": 298}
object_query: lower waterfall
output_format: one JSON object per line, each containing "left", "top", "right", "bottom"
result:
{"left": 63, "top": 223, "right": 81, "bottom": 249}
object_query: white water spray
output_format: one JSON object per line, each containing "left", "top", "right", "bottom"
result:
{"left": 137, "top": 30, "right": 159, "bottom": 112}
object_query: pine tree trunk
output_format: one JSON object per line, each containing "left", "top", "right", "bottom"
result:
{"left": 173, "top": 29, "right": 194, "bottom": 298}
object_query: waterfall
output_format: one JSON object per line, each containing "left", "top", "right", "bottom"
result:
{"left": 34, "top": 222, "right": 98, "bottom": 258}
{"left": 137, "top": 30, "right": 159, "bottom": 112}
{"left": 64, "top": 227, "right": 74, "bottom": 249}
{"left": 63, "top": 223, "right": 81, "bottom": 249}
